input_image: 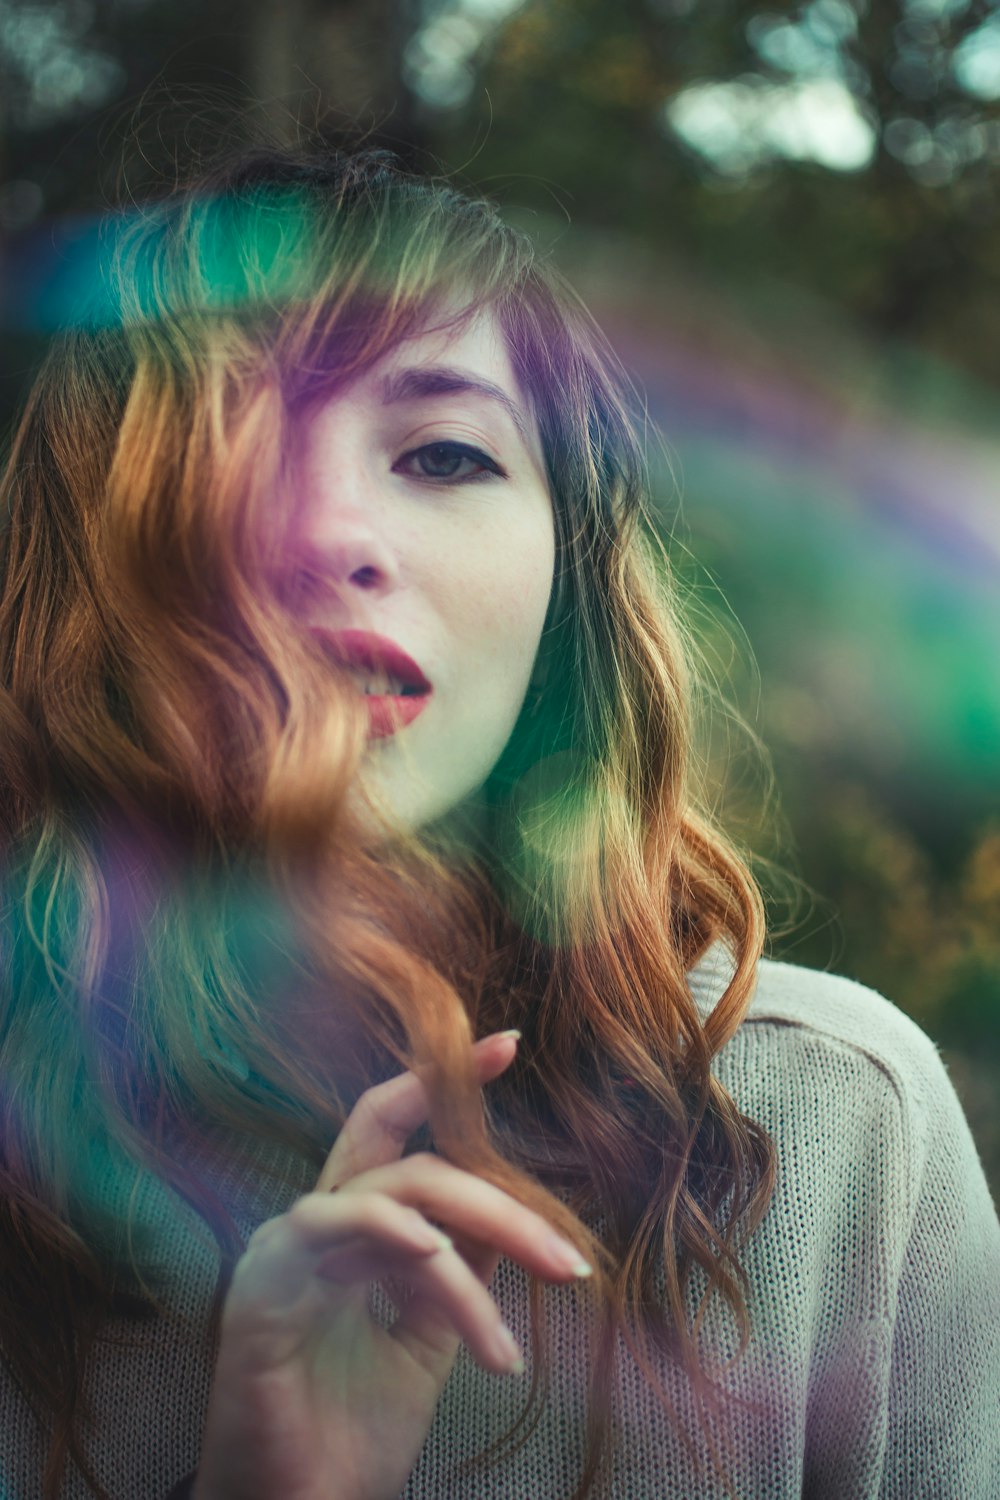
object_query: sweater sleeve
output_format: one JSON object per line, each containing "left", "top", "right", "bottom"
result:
{"left": 880, "top": 1042, "right": 1000, "bottom": 1498}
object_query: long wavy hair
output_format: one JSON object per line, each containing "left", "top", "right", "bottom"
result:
{"left": 0, "top": 145, "right": 776, "bottom": 1500}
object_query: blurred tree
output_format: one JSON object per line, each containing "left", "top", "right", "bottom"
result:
{"left": 404, "top": 0, "right": 1000, "bottom": 379}
{"left": 3, "top": 0, "right": 1000, "bottom": 375}
{"left": 0, "top": 0, "right": 420, "bottom": 224}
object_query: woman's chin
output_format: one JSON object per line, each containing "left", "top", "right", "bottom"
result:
{"left": 345, "top": 765, "right": 490, "bottom": 853}
{"left": 344, "top": 765, "right": 435, "bottom": 843}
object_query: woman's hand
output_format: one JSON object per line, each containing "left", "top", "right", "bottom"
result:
{"left": 191, "top": 1032, "right": 592, "bottom": 1500}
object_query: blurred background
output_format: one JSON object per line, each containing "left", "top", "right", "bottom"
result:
{"left": 1, "top": 0, "right": 998, "bottom": 1196}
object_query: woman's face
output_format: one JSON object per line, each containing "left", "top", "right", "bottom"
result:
{"left": 293, "top": 313, "right": 556, "bottom": 832}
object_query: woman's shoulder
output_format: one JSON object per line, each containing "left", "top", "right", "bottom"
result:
{"left": 687, "top": 944, "right": 966, "bottom": 1183}
{"left": 689, "top": 944, "right": 942, "bottom": 1091}
{"left": 752, "top": 954, "right": 941, "bottom": 1081}
{"left": 689, "top": 947, "right": 1000, "bottom": 1263}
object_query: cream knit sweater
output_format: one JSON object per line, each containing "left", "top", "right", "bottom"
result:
{"left": 2, "top": 955, "right": 998, "bottom": 1499}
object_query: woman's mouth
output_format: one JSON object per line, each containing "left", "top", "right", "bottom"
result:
{"left": 310, "top": 630, "right": 433, "bottom": 739}
{"left": 349, "top": 673, "right": 431, "bottom": 739}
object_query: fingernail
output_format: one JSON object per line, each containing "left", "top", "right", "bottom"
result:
{"left": 546, "top": 1235, "right": 594, "bottom": 1278}
{"left": 492, "top": 1322, "right": 524, "bottom": 1373}
{"left": 410, "top": 1221, "right": 452, "bottom": 1253}
{"left": 497, "top": 1029, "right": 522, "bottom": 1042}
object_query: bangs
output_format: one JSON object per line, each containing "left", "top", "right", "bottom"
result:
{"left": 111, "top": 165, "right": 534, "bottom": 418}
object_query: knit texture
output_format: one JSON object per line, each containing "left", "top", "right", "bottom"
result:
{"left": 1, "top": 955, "right": 998, "bottom": 1499}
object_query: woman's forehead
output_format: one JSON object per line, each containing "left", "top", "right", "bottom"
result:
{"left": 341, "top": 314, "right": 546, "bottom": 466}
{"left": 366, "top": 313, "right": 516, "bottom": 398}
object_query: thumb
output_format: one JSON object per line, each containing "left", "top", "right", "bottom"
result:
{"left": 315, "top": 1031, "right": 521, "bottom": 1192}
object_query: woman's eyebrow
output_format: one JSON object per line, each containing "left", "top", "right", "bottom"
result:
{"left": 378, "top": 365, "right": 530, "bottom": 445}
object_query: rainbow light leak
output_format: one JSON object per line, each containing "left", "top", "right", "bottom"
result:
{"left": 603, "top": 303, "right": 1000, "bottom": 799}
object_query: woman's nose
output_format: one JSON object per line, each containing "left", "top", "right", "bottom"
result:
{"left": 326, "top": 522, "right": 399, "bottom": 593}
{"left": 298, "top": 493, "right": 401, "bottom": 596}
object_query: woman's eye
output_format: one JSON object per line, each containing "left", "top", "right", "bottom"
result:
{"left": 395, "top": 441, "right": 505, "bottom": 484}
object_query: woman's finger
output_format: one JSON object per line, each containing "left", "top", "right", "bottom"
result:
{"left": 226, "top": 1188, "right": 520, "bottom": 1376}
{"left": 294, "top": 1160, "right": 593, "bottom": 1285}
{"left": 315, "top": 1030, "right": 521, "bottom": 1193}
{"left": 386, "top": 1238, "right": 526, "bottom": 1376}
{"left": 315, "top": 1224, "right": 525, "bottom": 1378}
{"left": 231, "top": 1192, "right": 447, "bottom": 1315}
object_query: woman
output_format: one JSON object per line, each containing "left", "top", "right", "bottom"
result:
{"left": 0, "top": 146, "right": 997, "bottom": 1500}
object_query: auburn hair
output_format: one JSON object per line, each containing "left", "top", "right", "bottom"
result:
{"left": 0, "top": 145, "right": 776, "bottom": 1499}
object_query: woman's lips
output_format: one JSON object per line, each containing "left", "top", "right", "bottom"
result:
{"left": 363, "top": 692, "right": 430, "bottom": 740}
{"left": 309, "top": 628, "right": 433, "bottom": 739}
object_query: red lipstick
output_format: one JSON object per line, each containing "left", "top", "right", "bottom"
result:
{"left": 311, "top": 629, "right": 432, "bottom": 739}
